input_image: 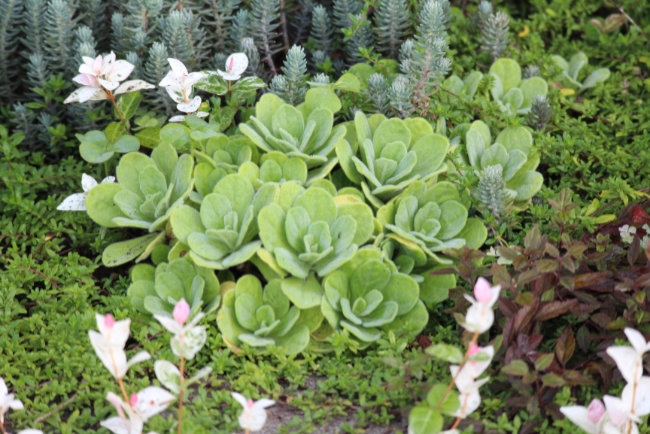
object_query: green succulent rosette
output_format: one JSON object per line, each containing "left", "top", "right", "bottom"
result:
{"left": 465, "top": 120, "right": 543, "bottom": 204}
{"left": 336, "top": 111, "right": 450, "bottom": 207}
{"left": 170, "top": 173, "right": 276, "bottom": 269}
{"left": 320, "top": 247, "right": 428, "bottom": 343}
{"left": 127, "top": 256, "right": 221, "bottom": 317}
{"left": 256, "top": 183, "right": 374, "bottom": 280}
{"left": 85, "top": 142, "right": 194, "bottom": 266}
{"left": 238, "top": 151, "right": 309, "bottom": 188}
{"left": 377, "top": 180, "right": 487, "bottom": 266}
{"left": 550, "top": 52, "right": 610, "bottom": 92}
{"left": 217, "top": 275, "right": 312, "bottom": 355}
{"left": 489, "top": 58, "right": 548, "bottom": 115}
{"left": 443, "top": 70, "right": 484, "bottom": 99}
{"left": 239, "top": 87, "right": 345, "bottom": 182}
{"left": 191, "top": 134, "right": 259, "bottom": 202}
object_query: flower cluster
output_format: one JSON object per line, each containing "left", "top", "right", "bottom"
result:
{"left": 88, "top": 313, "right": 151, "bottom": 380}
{"left": 561, "top": 328, "right": 650, "bottom": 434}
{"left": 408, "top": 278, "right": 500, "bottom": 434}
{"left": 88, "top": 313, "right": 175, "bottom": 434}
{"left": 449, "top": 344, "right": 494, "bottom": 418}
{"left": 65, "top": 51, "right": 250, "bottom": 124}
{"left": 64, "top": 52, "right": 154, "bottom": 104}
{"left": 159, "top": 58, "right": 208, "bottom": 122}
{"left": 101, "top": 388, "right": 174, "bottom": 434}
{"left": 459, "top": 277, "right": 501, "bottom": 334}
{"left": 155, "top": 299, "right": 207, "bottom": 361}
{"left": 619, "top": 224, "right": 650, "bottom": 246}
{"left": 231, "top": 392, "right": 275, "bottom": 432}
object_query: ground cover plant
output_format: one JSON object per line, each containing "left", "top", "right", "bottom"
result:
{"left": 1, "top": 0, "right": 649, "bottom": 432}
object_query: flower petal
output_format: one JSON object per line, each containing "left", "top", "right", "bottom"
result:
{"left": 57, "top": 193, "right": 87, "bottom": 211}
{"left": 110, "top": 60, "right": 134, "bottom": 81}
{"left": 168, "top": 115, "right": 186, "bottom": 123}
{"left": 177, "top": 96, "right": 201, "bottom": 113}
{"left": 64, "top": 86, "right": 102, "bottom": 104}
{"left": 135, "top": 386, "right": 175, "bottom": 420}
{"left": 607, "top": 346, "right": 642, "bottom": 384}
{"left": 217, "top": 70, "right": 241, "bottom": 81}
{"left": 99, "top": 417, "right": 130, "bottom": 434}
{"left": 167, "top": 58, "right": 188, "bottom": 78}
{"left": 81, "top": 173, "right": 98, "bottom": 192}
{"left": 559, "top": 406, "right": 599, "bottom": 434}
{"left": 225, "top": 52, "right": 248, "bottom": 76}
{"left": 154, "top": 315, "right": 183, "bottom": 335}
{"left": 624, "top": 328, "right": 648, "bottom": 355}
{"left": 185, "top": 71, "right": 208, "bottom": 88}
{"left": 114, "top": 79, "right": 156, "bottom": 95}
{"left": 253, "top": 398, "right": 275, "bottom": 409}
{"left": 98, "top": 78, "right": 119, "bottom": 91}
{"left": 231, "top": 392, "right": 248, "bottom": 409}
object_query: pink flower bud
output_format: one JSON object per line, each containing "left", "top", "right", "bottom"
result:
{"left": 247, "top": 399, "right": 255, "bottom": 409}
{"left": 587, "top": 398, "right": 605, "bottom": 423}
{"left": 173, "top": 299, "right": 190, "bottom": 325}
{"left": 104, "top": 313, "right": 115, "bottom": 328}
{"left": 130, "top": 392, "right": 138, "bottom": 407}
{"left": 467, "top": 343, "right": 480, "bottom": 357}
{"left": 474, "top": 277, "right": 493, "bottom": 303}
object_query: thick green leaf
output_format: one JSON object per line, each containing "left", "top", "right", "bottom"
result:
{"left": 408, "top": 406, "right": 443, "bottom": 434}
{"left": 280, "top": 274, "right": 323, "bottom": 309}
{"left": 102, "top": 232, "right": 163, "bottom": 267}
{"left": 116, "top": 91, "right": 141, "bottom": 120}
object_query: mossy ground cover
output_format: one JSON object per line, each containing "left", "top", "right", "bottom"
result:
{"left": 1, "top": 0, "right": 649, "bottom": 432}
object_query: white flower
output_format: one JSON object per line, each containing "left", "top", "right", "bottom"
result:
{"left": 449, "top": 377, "right": 489, "bottom": 418}
{"left": 606, "top": 328, "right": 650, "bottom": 385}
{"left": 560, "top": 399, "right": 608, "bottom": 434}
{"left": 158, "top": 58, "right": 208, "bottom": 117}
{"left": 57, "top": 173, "right": 115, "bottom": 211}
{"left": 619, "top": 225, "right": 637, "bottom": 244}
{"left": 218, "top": 53, "right": 248, "bottom": 81}
{"left": 0, "top": 377, "right": 24, "bottom": 424}
{"left": 155, "top": 306, "right": 206, "bottom": 360}
{"left": 460, "top": 277, "right": 501, "bottom": 333}
{"left": 88, "top": 313, "right": 150, "bottom": 379}
{"left": 17, "top": 430, "right": 44, "bottom": 434}
{"left": 231, "top": 392, "right": 275, "bottom": 432}
{"left": 101, "top": 388, "right": 174, "bottom": 434}
{"left": 65, "top": 52, "right": 153, "bottom": 104}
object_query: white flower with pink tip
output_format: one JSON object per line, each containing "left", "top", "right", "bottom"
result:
{"left": 100, "top": 388, "right": 174, "bottom": 434}
{"left": 158, "top": 58, "right": 209, "bottom": 121}
{"left": 459, "top": 277, "right": 501, "bottom": 334}
{"left": 561, "top": 327, "right": 650, "bottom": 434}
{"left": 88, "top": 313, "right": 151, "bottom": 380}
{"left": 155, "top": 299, "right": 207, "bottom": 360}
{"left": 218, "top": 53, "right": 249, "bottom": 81}
{"left": 65, "top": 52, "right": 154, "bottom": 104}
{"left": 448, "top": 344, "right": 493, "bottom": 418}
{"left": 231, "top": 392, "right": 275, "bottom": 432}
{"left": 57, "top": 173, "right": 115, "bottom": 211}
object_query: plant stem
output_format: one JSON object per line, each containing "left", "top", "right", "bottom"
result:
{"left": 0, "top": 420, "right": 6, "bottom": 434}
{"left": 435, "top": 332, "right": 480, "bottom": 412}
{"left": 105, "top": 90, "right": 132, "bottom": 135}
{"left": 117, "top": 377, "right": 129, "bottom": 405}
{"left": 177, "top": 357, "right": 185, "bottom": 434}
